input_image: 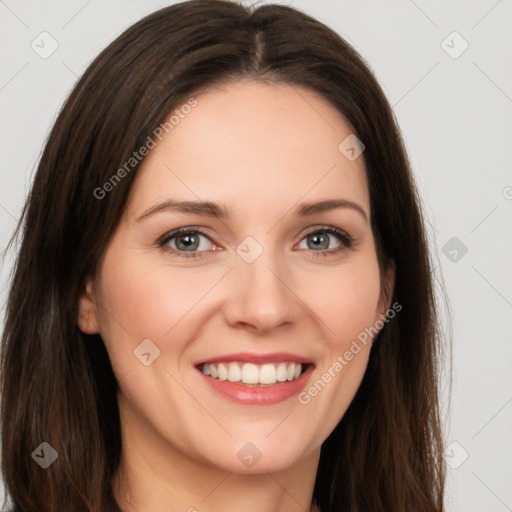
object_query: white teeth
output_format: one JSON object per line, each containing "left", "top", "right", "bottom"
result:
{"left": 276, "top": 362, "right": 287, "bottom": 382}
{"left": 201, "top": 361, "right": 304, "bottom": 385}
{"left": 241, "top": 363, "right": 259, "bottom": 384}
{"left": 259, "top": 363, "right": 276, "bottom": 384}
{"left": 227, "top": 362, "right": 241, "bottom": 382}
{"left": 209, "top": 364, "right": 218, "bottom": 378}
{"left": 217, "top": 363, "right": 228, "bottom": 381}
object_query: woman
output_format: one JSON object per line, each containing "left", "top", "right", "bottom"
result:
{"left": 0, "top": 1, "right": 449, "bottom": 510}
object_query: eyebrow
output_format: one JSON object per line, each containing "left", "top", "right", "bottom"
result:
{"left": 136, "top": 198, "right": 368, "bottom": 222}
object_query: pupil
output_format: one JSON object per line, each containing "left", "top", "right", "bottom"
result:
{"left": 310, "top": 233, "right": 327, "bottom": 250}
{"left": 178, "top": 234, "right": 198, "bottom": 250}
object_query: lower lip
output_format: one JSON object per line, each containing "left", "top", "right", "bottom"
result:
{"left": 197, "top": 365, "right": 314, "bottom": 405}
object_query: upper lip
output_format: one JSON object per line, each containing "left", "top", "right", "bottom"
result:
{"left": 196, "top": 352, "right": 313, "bottom": 366}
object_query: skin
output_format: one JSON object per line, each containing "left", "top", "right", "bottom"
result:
{"left": 78, "top": 79, "right": 395, "bottom": 512}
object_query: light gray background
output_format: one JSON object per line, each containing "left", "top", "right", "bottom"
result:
{"left": 1, "top": 1, "right": 511, "bottom": 511}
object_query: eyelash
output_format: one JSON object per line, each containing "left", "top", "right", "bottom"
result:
{"left": 158, "top": 225, "right": 354, "bottom": 259}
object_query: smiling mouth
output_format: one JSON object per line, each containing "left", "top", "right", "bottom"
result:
{"left": 196, "top": 361, "right": 310, "bottom": 386}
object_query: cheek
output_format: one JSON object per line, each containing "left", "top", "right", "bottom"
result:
{"left": 303, "top": 255, "right": 383, "bottom": 349}
{"left": 97, "top": 220, "right": 218, "bottom": 334}
{"left": 94, "top": 246, "right": 203, "bottom": 376}
{"left": 293, "top": 261, "right": 381, "bottom": 442}
{"left": 95, "top": 247, "right": 233, "bottom": 378}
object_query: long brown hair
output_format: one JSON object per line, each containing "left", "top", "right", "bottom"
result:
{"left": 1, "top": 1, "right": 449, "bottom": 510}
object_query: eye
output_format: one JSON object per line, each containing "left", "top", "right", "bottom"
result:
{"left": 158, "top": 225, "right": 354, "bottom": 260}
{"left": 158, "top": 227, "right": 217, "bottom": 259}
{"left": 296, "top": 226, "right": 354, "bottom": 257}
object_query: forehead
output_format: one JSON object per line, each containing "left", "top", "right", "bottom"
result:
{"left": 126, "top": 80, "right": 369, "bottom": 220}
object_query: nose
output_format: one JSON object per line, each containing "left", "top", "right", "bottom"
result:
{"left": 222, "top": 245, "right": 298, "bottom": 334}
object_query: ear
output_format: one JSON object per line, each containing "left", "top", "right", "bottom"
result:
{"left": 77, "top": 277, "right": 100, "bottom": 334}
{"left": 378, "top": 259, "right": 396, "bottom": 317}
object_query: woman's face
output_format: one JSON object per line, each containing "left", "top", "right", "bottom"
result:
{"left": 79, "top": 79, "right": 394, "bottom": 474}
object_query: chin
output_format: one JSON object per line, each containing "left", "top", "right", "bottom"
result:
{"left": 197, "top": 433, "right": 317, "bottom": 474}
